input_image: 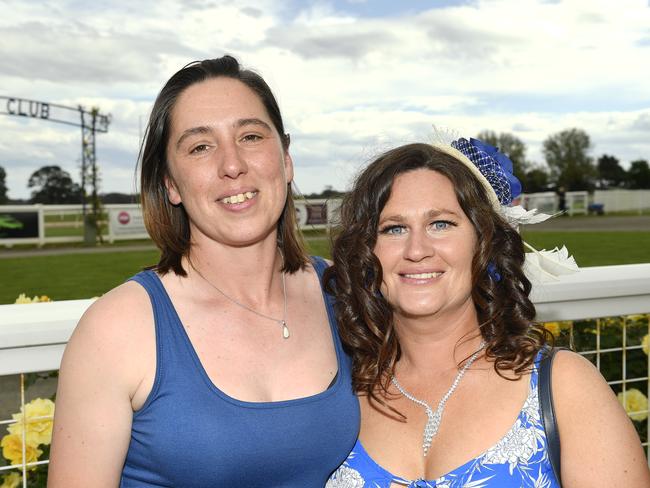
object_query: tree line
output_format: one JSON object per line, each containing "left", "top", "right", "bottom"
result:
{"left": 0, "top": 165, "right": 138, "bottom": 205}
{"left": 478, "top": 128, "right": 650, "bottom": 193}
{"left": 1, "top": 127, "right": 649, "bottom": 205}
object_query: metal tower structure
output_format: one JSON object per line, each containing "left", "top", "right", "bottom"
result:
{"left": 1, "top": 96, "right": 111, "bottom": 242}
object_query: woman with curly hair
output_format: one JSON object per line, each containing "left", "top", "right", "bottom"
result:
{"left": 326, "top": 140, "right": 648, "bottom": 487}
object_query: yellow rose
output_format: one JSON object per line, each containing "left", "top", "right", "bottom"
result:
{"left": 543, "top": 322, "right": 561, "bottom": 336}
{"left": 14, "top": 293, "right": 32, "bottom": 304}
{"left": 642, "top": 334, "right": 649, "bottom": 356}
{"left": 618, "top": 388, "right": 649, "bottom": 422}
{"left": 13, "top": 294, "right": 52, "bottom": 304}
{"left": 0, "top": 433, "right": 42, "bottom": 466}
{"left": 7, "top": 398, "right": 55, "bottom": 446}
{"left": 543, "top": 321, "right": 572, "bottom": 337}
{"left": 0, "top": 472, "right": 21, "bottom": 488}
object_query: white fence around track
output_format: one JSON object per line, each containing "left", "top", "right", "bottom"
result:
{"left": 0, "top": 199, "right": 342, "bottom": 247}
{"left": 594, "top": 189, "right": 650, "bottom": 213}
{"left": 1, "top": 190, "right": 649, "bottom": 247}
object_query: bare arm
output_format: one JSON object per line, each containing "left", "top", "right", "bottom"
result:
{"left": 554, "top": 350, "right": 650, "bottom": 487}
{"left": 48, "top": 283, "right": 153, "bottom": 487}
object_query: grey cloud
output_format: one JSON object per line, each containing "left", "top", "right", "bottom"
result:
{"left": 263, "top": 25, "right": 395, "bottom": 60}
{"left": 241, "top": 6, "right": 263, "bottom": 18}
{"left": 174, "top": 0, "right": 220, "bottom": 8}
{"left": 418, "top": 14, "right": 523, "bottom": 62}
{"left": 0, "top": 21, "right": 197, "bottom": 84}
{"left": 630, "top": 112, "right": 650, "bottom": 131}
{"left": 174, "top": 0, "right": 269, "bottom": 14}
{"left": 577, "top": 12, "right": 607, "bottom": 24}
{"left": 512, "top": 122, "right": 533, "bottom": 132}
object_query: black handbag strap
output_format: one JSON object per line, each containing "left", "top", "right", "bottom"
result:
{"left": 538, "top": 346, "right": 565, "bottom": 487}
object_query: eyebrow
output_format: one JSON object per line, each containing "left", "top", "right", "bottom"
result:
{"left": 237, "top": 118, "right": 272, "bottom": 131}
{"left": 175, "top": 126, "right": 211, "bottom": 150}
{"left": 174, "top": 118, "right": 273, "bottom": 150}
{"left": 379, "top": 208, "right": 461, "bottom": 224}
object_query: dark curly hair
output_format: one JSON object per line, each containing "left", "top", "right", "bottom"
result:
{"left": 324, "top": 143, "right": 551, "bottom": 407}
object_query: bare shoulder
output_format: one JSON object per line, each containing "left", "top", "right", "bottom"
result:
{"left": 551, "top": 349, "right": 620, "bottom": 421}
{"left": 552, "top": 349, "right": 604, "bottom": 391}
{"left": 297, "top": 256, "right": 327, "bottom": 283}
{"left": 63, "top": 279, "right": 154, "bottom": 381}
{"left": 552, "top": 350, "right": 650, "bottom": 486}
{"left": 77, "top": 279, "right": 152, "bottom": 331}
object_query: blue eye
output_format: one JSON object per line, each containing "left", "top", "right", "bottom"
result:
{"left": 379, "top": 225, "right": 406, "bottom": 235}
{"left": 434, "top": 221, "right": 448, "bottom": 230}
{"left": 431, "top": 220, "right": 455, "bottom": 231}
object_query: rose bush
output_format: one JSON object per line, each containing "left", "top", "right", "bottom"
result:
{"left": 618, "top": 388, "right": 649, "bottom": 422}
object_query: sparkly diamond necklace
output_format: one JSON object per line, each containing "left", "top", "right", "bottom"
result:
{"left": 391, "top": 341, "right": 485, "bottom": 457}
{"left": 190, "top": 262, "right": 290, "bottom": 339}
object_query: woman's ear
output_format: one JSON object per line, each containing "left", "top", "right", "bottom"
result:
{"left": 165, "top": 175, "right": 182, "bottom": 205}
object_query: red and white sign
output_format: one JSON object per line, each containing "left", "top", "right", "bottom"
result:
{"left": 117, "top": 211, "right": 131, "bottom": 225}
{"left": 108, "top": 207, "right": 147, "bottom": 238}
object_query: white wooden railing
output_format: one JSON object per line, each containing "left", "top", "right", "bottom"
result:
{"left": 1, "top": 263, "right": 649, "bottom": 376}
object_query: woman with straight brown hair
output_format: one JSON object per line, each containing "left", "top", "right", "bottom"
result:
{"left": 48, "top": 55, "right": 359, "bottom": 487}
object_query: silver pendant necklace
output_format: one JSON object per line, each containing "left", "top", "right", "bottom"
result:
{"left": 391, "top": 341, "right": 485, "bottom": 457}
{"left": 190, "top": 263, "right": 289, "bottom": 339}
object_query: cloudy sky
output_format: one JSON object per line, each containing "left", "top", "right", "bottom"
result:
{"left": 1, "top": 0, "right": 649, "bottom": 200}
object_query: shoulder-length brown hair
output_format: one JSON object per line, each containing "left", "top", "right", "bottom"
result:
{"left": 139, "top": 55, "right": 308, "bottom": 276}
{"left": 325, "top": 143, "right": 550, "bottom": 404}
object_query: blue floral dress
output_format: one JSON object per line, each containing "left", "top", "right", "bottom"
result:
{"left": 327, "top": 352, "right": 561, "bottom": 488}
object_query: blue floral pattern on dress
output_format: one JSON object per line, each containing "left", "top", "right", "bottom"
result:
{"left": 327, "top": 352, "right": 560, "bottom": 488}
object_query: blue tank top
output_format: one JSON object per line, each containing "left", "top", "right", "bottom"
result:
{"left": 120, "top": 257, "right": 360, "bottom": 487}
{"left": 327, "top": 350, "right": 560, "bottom": 488}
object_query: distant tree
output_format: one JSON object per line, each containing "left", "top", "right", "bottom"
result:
{"left": 523, "top": 167, "right": 550, "bottom": 193}
{"left": 543, "top": 128, "right": 596, "bottom": 190}
{"left": 101, "top": 192, "right": 139, "bottom": 204}
{"left": 627, "top": 160, "right": 650, "bottom": 189}
{"left": 476, "top": 131, "right": 529, "bottom": 182}
{"left": 0, "top": 166, "right": 7, "bottom": 204}
{"left": 28, "top": 165, "right": 82, "bottom": 204}
{"left": 597, "top": 154, "right": 627, "bottom": 188}
{"left": 304, "top": 185, "right": 345, "bottom": 199}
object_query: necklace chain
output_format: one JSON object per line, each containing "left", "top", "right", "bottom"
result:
{"left": 391, "top": 341, "right": 485, "bottom": 457}
{"left": 190, "top": 262, "right": 289, "bottom": 339}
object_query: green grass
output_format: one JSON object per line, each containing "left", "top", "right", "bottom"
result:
{"left": 1, "top": 231, "right": 648, "bottom": 305}
{"left": 305, "top": 236, "right": 331, "bottom": 259}
{"left": 45, "top": 226, "right": 85, "bottom": 237}
{"left": 520, "top": 231, "right": 650, "bottom": 267}
{"left": 0, "top": 251, "right": 159, "bottom": 304}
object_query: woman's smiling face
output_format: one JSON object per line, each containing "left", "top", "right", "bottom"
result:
{"left": 165, "top": 76, "right": 293, "bottom": 248}
{"left": 373, "top": 168, "right": 478, "bottom": 322}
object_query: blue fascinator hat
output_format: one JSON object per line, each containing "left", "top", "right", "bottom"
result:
{"left": 451, "top": 137, "right": 522, "bottom": 206}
